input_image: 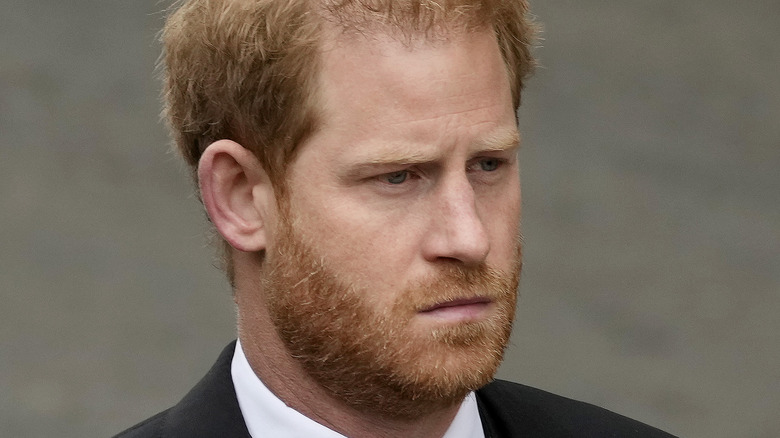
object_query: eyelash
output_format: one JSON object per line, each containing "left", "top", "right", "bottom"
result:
{"left": 469, "top": 157, "right": 504, "bottom": 173}
{"left": 384, "top": 170, "right": 411, "bottom": 184}
{"left": 380, "top": 158, "right": 507, "bottom": 186}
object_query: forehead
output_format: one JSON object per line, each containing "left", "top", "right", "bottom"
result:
{"left": 313, "top": 26, "right": 514, "bottom": 139}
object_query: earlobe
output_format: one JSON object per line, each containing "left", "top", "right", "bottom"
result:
{"left": 198, "top": 140, "right": 276, "bottom": 252}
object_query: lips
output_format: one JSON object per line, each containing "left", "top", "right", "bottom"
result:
{"left": 420, "top": 297, "right": 492, "bottom": 313}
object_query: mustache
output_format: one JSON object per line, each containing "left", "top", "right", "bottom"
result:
{"left": 398, "top": 262, "right": 519, "bottom": 312}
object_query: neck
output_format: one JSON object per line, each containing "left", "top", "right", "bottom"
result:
{"left": 235, "top": 289, "right": 462, "bottom": 438}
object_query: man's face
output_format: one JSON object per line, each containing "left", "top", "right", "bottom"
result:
{"left": 261, "top": 27, "right": 522, "bottom": 418}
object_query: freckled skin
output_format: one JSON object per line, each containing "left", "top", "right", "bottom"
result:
{"left": 281, "top": 29, "right": 522, "bottom": 307}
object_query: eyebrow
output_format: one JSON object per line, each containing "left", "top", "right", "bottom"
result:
{"left": 355, "top": 128, "right": 521, "bottom": 168}
{"left": 474, "top": 128, "right": 521, "bottom": 153}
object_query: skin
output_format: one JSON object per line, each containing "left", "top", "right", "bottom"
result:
{"left": 198, "top": 26, "right": 522, "bottom": 438}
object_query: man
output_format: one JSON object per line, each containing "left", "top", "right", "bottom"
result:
{"left": 117, "top": 0, "right": 676, "bottom": 437}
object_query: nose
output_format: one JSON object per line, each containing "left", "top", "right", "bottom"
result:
{"left": 421, "top": 175, "right": 491, "bottom": 266}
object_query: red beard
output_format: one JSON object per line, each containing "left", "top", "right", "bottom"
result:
{"left": 260, "top": 213, "right": 521, "bottom": 420}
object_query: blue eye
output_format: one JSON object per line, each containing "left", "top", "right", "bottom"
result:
{"left": 386, "top": 170, "right": 408, "bottom": 184}
{"left": 480, "top": 158, "right": 500, "bottom": 171}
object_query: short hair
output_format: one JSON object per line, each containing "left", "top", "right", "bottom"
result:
{"left": 161, "top": 0, "right": 538, "bottom": 285}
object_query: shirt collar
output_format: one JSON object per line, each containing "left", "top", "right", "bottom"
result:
{"left": 231, "top": 339, "right": 485, "bottom": 438}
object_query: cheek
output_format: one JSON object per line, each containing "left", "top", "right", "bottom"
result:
{"left": 293, "top": 197, "right": 424, "bottom": 287}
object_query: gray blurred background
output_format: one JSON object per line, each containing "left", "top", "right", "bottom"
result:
{"left": 1, "top": 1, "right": 778, "bottom": 437}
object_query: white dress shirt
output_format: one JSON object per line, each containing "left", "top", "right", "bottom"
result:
{"left": 232, "top": 339, "right": 485, "bottom": 438}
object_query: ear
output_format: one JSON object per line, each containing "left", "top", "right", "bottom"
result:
{"left": 198, "top": 140, "right": 277, "bottom": 252}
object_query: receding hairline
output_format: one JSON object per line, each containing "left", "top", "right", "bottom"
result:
{"left": 285, "top": 8, "right": 520, "bottom": 175}
{"left": 319, "top": 0, "right": 497, "bottom": 37}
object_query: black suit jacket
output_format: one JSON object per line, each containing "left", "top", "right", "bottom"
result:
{"left": 115, "top": 342, "right": 676, "bottom": 437}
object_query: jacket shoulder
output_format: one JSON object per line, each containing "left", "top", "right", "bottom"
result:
{"left": 113, "top": 409, "right": 168, "bottom": 438}
{"left": 112, "top": 341, "right": 250, "bottom": 438}
{"left": 476, "top": 380, "right": 677, "bottom": 438}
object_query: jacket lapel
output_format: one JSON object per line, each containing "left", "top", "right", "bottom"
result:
{"left": 160, "top": 341, "right": 251, "bottom": 438}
